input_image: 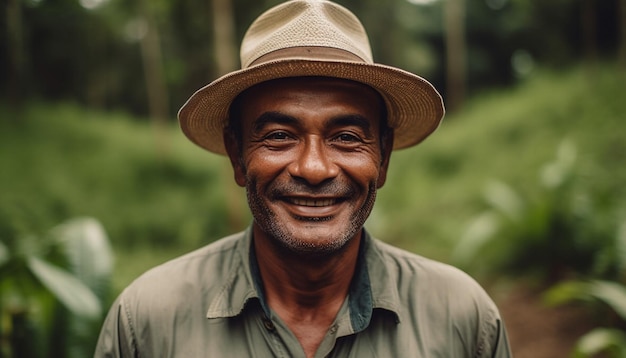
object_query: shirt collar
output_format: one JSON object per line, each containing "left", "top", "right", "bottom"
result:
{"left": 347, "top": 229, "right": 401, "bottom": 333}
{"left": 206, "top": 227, "right": 402, "bottom": 328}
{"left": 206, "top": 227, "right": 260, "bottom": 319}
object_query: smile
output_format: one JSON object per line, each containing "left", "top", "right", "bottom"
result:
{"left": 288, "top": 198, "right": 338, "bottom": 207}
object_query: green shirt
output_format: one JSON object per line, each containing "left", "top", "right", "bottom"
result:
{"left": 95, "top": 228, "right": 511, "bottom": 357}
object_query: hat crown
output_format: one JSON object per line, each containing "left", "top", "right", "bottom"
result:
{"left": 240, "top": 0, "right": 373, "bottom": 68}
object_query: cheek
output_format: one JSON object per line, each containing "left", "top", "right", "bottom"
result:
{"left": 242, "top": 150, "right": 292, "bottom": 181}
{"left": 335, "top": 154, "right": 383, "bottom": 186}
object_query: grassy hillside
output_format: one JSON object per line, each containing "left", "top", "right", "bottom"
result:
{"left": 1, "top": 64, "right": 624, "bottom": 293}
{"left": 372, "top": 64, "right": 625, "bottom": 261}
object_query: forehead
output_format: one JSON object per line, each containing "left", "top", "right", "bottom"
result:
{"left": 233, "top": 77, "right": 385, "bottom": 126}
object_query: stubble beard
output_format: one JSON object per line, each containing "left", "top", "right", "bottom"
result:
{"left": 245, "top": 177, "right": 378, "bottom": 260}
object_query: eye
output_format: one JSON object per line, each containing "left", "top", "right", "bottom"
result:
{"left": 264, "top": 131, "right": 291, "bottom": 141}
{"left": 335, "top": 132, "right": 362, "bottom": 143}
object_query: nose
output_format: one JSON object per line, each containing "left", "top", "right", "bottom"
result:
{"left": 288, "top": 136, "right": 339, "bottom": 185}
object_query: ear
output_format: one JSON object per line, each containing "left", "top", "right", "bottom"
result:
{"left": 224, "top": 130, "right": 247, "bottom": 187}
{"left": 376, "top": 130, "right": 394, "bottom": 189}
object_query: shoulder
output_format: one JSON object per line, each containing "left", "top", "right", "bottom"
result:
{"left": 372, "top": 238, "right": 485, "bottom": 291}
{"left": 368, "top": 238, "right": 508, "bottom": 356}
{"left": 369, "top": 237, "right": 499, "bottom": 318}
{"left": 97, "top": 231, "right": 255, "bottom": 356}
{"left": 118, "top": 231, "right": 247, "bottom": 315}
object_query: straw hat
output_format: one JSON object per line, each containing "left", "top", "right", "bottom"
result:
{"left": 178, "top": 0, "right": 444, "bottom": 155}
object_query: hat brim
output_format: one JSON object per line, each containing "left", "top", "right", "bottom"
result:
{"left": 178, "top": 58, "right": 445, "bottom": 155}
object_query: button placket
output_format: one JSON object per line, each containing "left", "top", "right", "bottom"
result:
{"left": 263, "top": 316, "right": 276, "bottom": 331}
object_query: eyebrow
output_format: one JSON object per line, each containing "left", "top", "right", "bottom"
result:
{"left": 252, "top": 112, "right": 375, "bottom": 137}
{"left": 252, "top": 112, "right": 299, "bottom": 134}
{"left": 328, "top": 115, "right": 373, "bottom": 137}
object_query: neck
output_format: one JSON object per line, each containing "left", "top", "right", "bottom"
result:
{"left": 252, "top": 225, "right": 362, "bottom": 315}
{"left": 252, "top": 226, "right": 363, "bottom": 358}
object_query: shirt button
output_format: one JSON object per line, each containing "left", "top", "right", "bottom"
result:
{"left": 263, "top": 318, "right": 275, "bottom": 331}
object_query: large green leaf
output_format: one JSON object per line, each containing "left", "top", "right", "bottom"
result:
{"left": 616, "top": 222, "right": 626, "bottom": 274}
{"left": 483, "top": 180, "right": 523, "bottom": 222}
{"left": 0, "top": 240, "right": 8, "bottom": 267}
{"left": 452, "top": 211, "right": 500, "bottom": 265}
{"left": 540, "top": 139, "right": 577, "bottom": 189}
{"left": 573, "top": 328, "right": 626, "bottom": 358}
{"left": 27, "top": 256, "right": 101, "bottom": 319}
{"left": 545, "top": 280, "right": 626, "bottom": 321}
{"left": 52, "top": 217, "right": 114, "bottom": 297}
{"left": 543, "top": 280, "right": 592, "bottom": 306}
{"left": 588, "top": 280, "right": 626, "bottom": 320}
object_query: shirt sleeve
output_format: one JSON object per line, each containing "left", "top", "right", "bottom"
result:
{"left": 475, "top": 303, "right": 512, "bottom": 358}
{"left": 94, "top": 295, "right": 137, "bottom": 358}
{"left": 489, "top": 319, "right": 512, "bottom": 358}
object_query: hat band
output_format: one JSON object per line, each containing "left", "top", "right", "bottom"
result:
{"left": 248, "top": 46, "right": 367, "bottom": 68}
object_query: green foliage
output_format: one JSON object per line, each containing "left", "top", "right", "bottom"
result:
{"left": 444, "top": 65, "right": 626, "bottom": 277}
{"left": 572, "top": 328, "right": 626, "bottom": 358}
{"left": 0, "top": 63, "right": 624, "bottom": 357}
{"left": 0, "top": 102, "right": 245, "bottom": 253}
{"left": 451, "top": 138, "right": 623, "bottom": 280}
{"left": 545, "top": 280, "right": 626, "bottom": 321}
{"left": 370, "top": 64, "right": 626, "bottom": 263}
{"left": 544, "top": 279, "right": 626, "bottom": 357}
{"left": 543, "top": 221, "right": 626, "bottom": 357}
{"left": 6, "top": 0, "right": 623, "bottom": 116}
{"left": 27, "top": 256, "right": 101, "bottom": 320}
{"left": 0, "top": 217, "right": 114, "bottom": 358}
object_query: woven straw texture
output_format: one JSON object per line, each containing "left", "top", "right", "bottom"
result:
{"left": 178, "top": 0, "right": 444, "bottom": 155}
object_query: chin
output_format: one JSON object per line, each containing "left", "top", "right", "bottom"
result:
{"left": 265, "top": 222, "right": 360, "bottom": 259}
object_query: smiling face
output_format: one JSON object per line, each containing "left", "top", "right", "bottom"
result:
{"left": 225, "top": 77, "right": 393, "bottom": 258}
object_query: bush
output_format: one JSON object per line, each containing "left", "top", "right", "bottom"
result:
{"left": 0, "top": 218, "right": 113, "bottom": 358}
{"left": 0, "top": 102, "right": 247, "bottom": 252}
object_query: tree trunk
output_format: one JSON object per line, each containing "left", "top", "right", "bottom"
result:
{"left": 618, "top": 0, "right": 626, "bottom": 74}
{"left": 6, "top": 0, "right": 25, "bottom": 111}
{"left": 581, "top": 0, "right": 597, "bottom": 73}
{"left": 444, "top": 0, "right": 466, "bottom": 113}
{"left": 212, "top": 0, "right": 245, "bottom": 231}
{"left": 212, "top": 0, "right": 238, "bottom": 74}
{"left": 138, "top": 0, "right": 169, "bottom": 156}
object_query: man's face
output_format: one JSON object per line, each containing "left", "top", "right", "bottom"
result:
{"left": 225, "top": 77, "right": 392, "bottom": 257}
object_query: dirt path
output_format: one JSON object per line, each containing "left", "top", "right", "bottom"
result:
{"left": 495, "top": 283, "right": 594, "bottom": 357}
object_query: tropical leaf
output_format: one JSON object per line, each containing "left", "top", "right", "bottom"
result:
{"left": 545, "top": 280, "right": 626, "bottom": 321}
{"left": 452, "top": 212, "right": 500, "bottom": 265}
{"left": 0, "top": 240, "right": 8, "bottom": 267}
{"left": 572, "top": 328, "right": 626, "bottom": 358}
{"left": 483, "top": 180, "right": 523, "bottom": 222}
{"left": 588, "top": 280, "right": 626, "bottom": 320}
{"left": 543, "top": 280, "right": 593, "bottom": 306}
{"left": 27, "top": 256, "right": 101, "bottom": 319}
{"left": 616, "top": 221, "right": 626, "bottom": 275}
{"left": 51, "top": 217, "right": 114, "bottom": 297}
{"left": 540, "top": 139, "right": 577, "bottom": 189}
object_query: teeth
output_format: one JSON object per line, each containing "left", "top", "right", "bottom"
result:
{"left": 291, "top": 198, "right": 336, "bottom": 207}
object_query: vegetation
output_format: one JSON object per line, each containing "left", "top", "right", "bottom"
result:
{"left": 376, "top": 64, "right": 626, "bottom": 262}
{"left": 0, "top": 218, "right": 113, "bottom": 357}
{"left": 546, "top": 278, "right": 626, "bottom": 357}
{"left": 1, "top": 63, "right": 624, "bottom": 280}
{"left": 451, "top": 139, "right": 623, "bottom": 281}
{"left": 4, "top": 0, "right": 624, "bottom": 118}
{"left": 3, "top": 0, "right": 626, "bottom": 356}
{"left": 1, "top": 51, "right": 625, "bottom": 358}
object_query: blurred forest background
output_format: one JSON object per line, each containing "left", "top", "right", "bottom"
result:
{"left": 1, "top": 0, "right": 626, "bottom": 357}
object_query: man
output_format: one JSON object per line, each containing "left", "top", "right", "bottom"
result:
{"left": 96, "top": 1, "right": 511, "bottom": 357}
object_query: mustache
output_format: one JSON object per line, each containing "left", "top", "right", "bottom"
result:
{"left": 267, "top": 180, "right": 356, "bottom": 198}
